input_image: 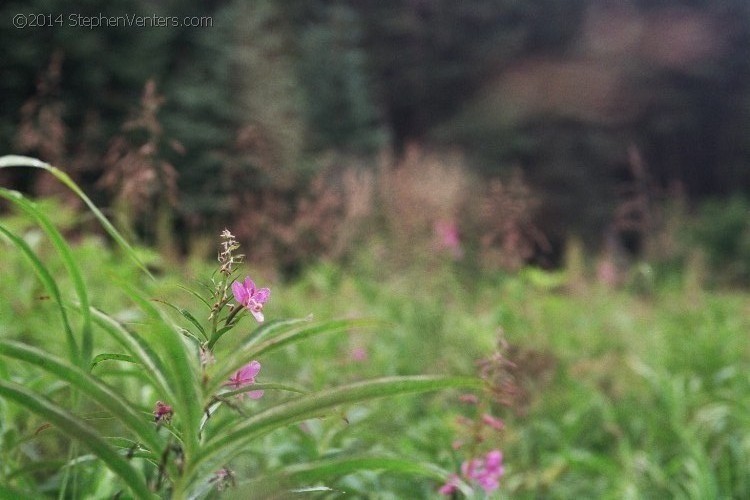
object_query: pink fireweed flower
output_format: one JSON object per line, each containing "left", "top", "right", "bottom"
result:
{"left": 459, "top": 393, "right": 479, "bottom": 405}
{"left": 482, "top": 413, "right": 505, "bottom": 431}
{"left": 349, "top": 346, "right": 369, "bottom": 363}
{"left": 210, "top": 467, "right": 236, "bottom": 491}
{"left": 443, "top": 449, "right": 504, "bottom": 495}
{"left": 438, "top": 474, "right": 460, "bottom": 495}
{"left": 153, "top": 400, "right": 173, "bottom": 423}
{"left": 225, "top": 361, "right": 264, "bottom": 399}
{"left": 231, "top": 276, "right": 270, "bottom": 323}
{"left": 434, "top": 219, "right": 464, "bottom": 259}
{"left": 461, "top": 450, "right": 505, "bottom": 493}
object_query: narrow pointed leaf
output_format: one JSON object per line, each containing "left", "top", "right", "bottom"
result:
{"left": 237, "top": 315, "right": 315, "bottom": 350}
{"left": 175, "top": 284, "right": 212, "bottom": 309}
{"left": 0, "top": 223, "right": 78, "bottom": 361}
{"left": 188, "top": 375, "right": 482, "bottom": 481}
{"left": 153, "top": 299, "right": 208, "bottom": 341}
{"left": 0, "top": 155, "right": 152, "bottom": 279}
{"left": 207, "top": 318, "right": 376, "bottom": 395}
{"left": 91, "top": 353, "right": 138, "bottom": 368}
{"left": 0, "top": 340, "right": 162, "bottom": 453}
{"left": 89, "top": 307, "right": 174, "bottom": 402}
{"left": 0, "top": 380, "right": 155, "bottom": 499}
{"left": 116, "top": 282, "right": 202, "bottom": 458}
{"left": 239, "top": 455, "right": 472, "bottom": 496}
{"left": 0, "top": 188, "right": 92, "bottom": 365}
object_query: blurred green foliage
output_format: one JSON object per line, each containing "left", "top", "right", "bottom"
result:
{"left": 3, "top": 197, "right": 750, "bottom": 497}
{"left": 690, "top": 195, "right": 750, "bottom": 286}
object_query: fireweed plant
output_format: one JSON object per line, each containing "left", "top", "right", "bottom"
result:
{"left": 0, "top": 155, "right": 485, "bottom": 499}
{"left": 437, "top": 341, "right": 516, "bottom": 498}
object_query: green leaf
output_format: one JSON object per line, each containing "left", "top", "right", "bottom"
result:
{"left": 0, "top": 482, "right": 37, "bottom": 498}
{"left": 90, "top": 353, "right": 138, "bottom": 369}
{"left": 178, "top": 309, "right": 207, "bottom": 339}
{"left": 206, "top": 318, "right": 375, "bottom": 395}
{"left": 175, "top": 283, "right": 212, "bottom": 309}
{"left": 187, "top": 375, "right": 482, "bottom": 483}
{"left": 0, "top": 380, "right": 156, "bottom": 499}
{"left": 115, "top": 282, "right": 202, "bottom": 459}
{"left": 5, "top": 459, "right": 68, "bottom": 481}
{"left": 0, "top": 222, "right": 78, "bottom": 362}
{"left": 153, "top": 299, "right": 208, "bottom": 341}
{"left": 0, "top": 340, "right": 163, "bottom": 454}
{"left": 89, "top": 307, "right": 175, "bottom": 403}
{"left": 0, "top": 155, "right": 153, "bottom": 279}
{"left": 0, "top": 189, "right": 92, "bottom": 366}
{"left": 239, "top": 455, "right": 471, "bottom": 496}
{"left": 219, "top": 382, "right": 308, "bottom": 399}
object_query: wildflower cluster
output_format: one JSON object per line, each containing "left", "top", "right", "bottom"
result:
{"left": 440, "top": 450, "right": 505, "bottom": 495}
{"left": 155, "top": 230, "right": 269, "bottom": 491}
{"left": 0, "top": 155, "right": 492, "bottom": 499}
{"left": 439, "top": 338, "right": 517, "bottom": 496}
{"left": 440, "top": 398, "right": 506, "bottom": 495}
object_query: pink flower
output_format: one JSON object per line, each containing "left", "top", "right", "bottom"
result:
{"left": 459, "top": 393, "right": 479, "bottom": 404}
{"left": 210, "top": 468, "right": 235, "bottom": 491}
{"left": 349, "top": 346, "right": 368, "bottom": 363}
{"left": 462, "top": 450, "right": 505, "bottom": 493}
{"left": 438, "top": 474, "right": 460, "bottom": 495}
{"left": 153, "top": 400, "right": 173, "bottom": 423}
{"left": 225, "top": 361, "right": 264, "bottom": 399}
{"left": 481, "top": 413, "right": 505, "bottom": 431}
{"left": 231, "top": 276, "right": 270, "bottom": 323}
{"left": 443, "top": 449, "right": 504, "bottom": 495}
{"left": 434, "top": 219, "right": 463, "bottom": 259}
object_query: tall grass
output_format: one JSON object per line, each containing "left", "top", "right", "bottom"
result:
{"left": 0, "top": 155, "right": 481, "bottom": 498}
{"left": 2, "top": 155, "right": 750, "bottom": 498}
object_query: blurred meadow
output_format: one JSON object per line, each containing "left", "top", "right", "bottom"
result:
{"left": 2, "top": 1, "right": 750, "bottom": 498}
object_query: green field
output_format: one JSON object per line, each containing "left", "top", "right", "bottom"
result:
{"left": 2, "top": 192, "right": 749, "bottom": 499}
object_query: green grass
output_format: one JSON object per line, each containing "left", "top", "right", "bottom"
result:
{"left": 2, "top": 200, "right": 750, "bottom": 498}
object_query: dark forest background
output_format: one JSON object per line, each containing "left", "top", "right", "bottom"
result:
{"left": 3, "top": 0, "right": 750, "bottom": 276}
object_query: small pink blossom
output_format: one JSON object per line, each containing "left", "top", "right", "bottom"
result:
{"left": 210, "top": 467, "right": 235, "bottom": 490}
{"left": 231, "top": 276, "right": 270, "bottom": 323}
{"left": 349, "top": 346, "right": 369, "bottom": 363}
{"left": 482, "top": 413, "right": 505, "bottom": 431}
{"left": 434, "top": 219, "right": 463, "bottom": 259}
{"left": 153, "top": 400, "right": 173, "bottom": 423}
{"left": 225, "top": 361, "right": 264, "bottom": 399}
{"left": 463, "top": 450, "right": 505, "bottom": 493}
{"left": 438, "top": 474, "right": 460, "bottom": 495}
{"left": 459, "top": 393, "right": 479, "bottom": 404}
{"left": 442, "top": 449, "right": 505, "bottom": 495}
